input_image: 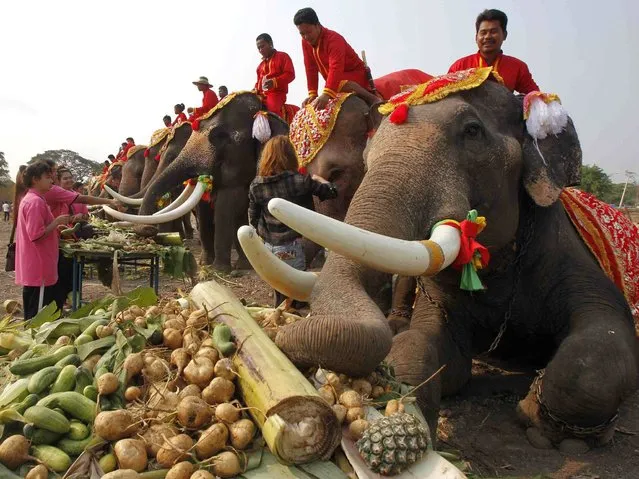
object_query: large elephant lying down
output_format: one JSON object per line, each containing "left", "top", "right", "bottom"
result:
{"left": 245, "top": 71, "right": 639, "bottom": 451}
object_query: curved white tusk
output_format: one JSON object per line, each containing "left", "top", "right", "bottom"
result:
{"left": 103, "top": 182, "right": 205, "bottom": 224}
{"left": 268, "top": 198, "right": 461, "bottom": 277}
{"left": 104, "top": 184, "right": 143, "bottom": 206}
{"left": 237, "top": 225, "right": 317, "bottom": 301}
{"left": 154, "top": 182, "right": 196, "bottom": 215}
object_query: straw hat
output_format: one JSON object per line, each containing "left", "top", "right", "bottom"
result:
{"left": 192, "top": 76, "right": 213, "bottom": 88}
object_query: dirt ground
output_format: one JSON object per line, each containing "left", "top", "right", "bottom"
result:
{"left": 0, "top": 219, "right": 637, "bottom": 479}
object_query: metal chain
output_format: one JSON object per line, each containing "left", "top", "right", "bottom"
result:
{"left": 416, "top": 201, "right": 537, "bottom": 352}
{"left": 485, "top": 203, "right": 537, "bottom": 352}
{"left": 532, "top": 369, "right": 619, "bottom": 438}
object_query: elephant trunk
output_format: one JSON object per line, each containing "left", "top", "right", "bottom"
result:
{"left": 139, "top": 135, "right": 211, "bottom": 215}
{"left": 275, "top": 158, "right": 431, "bottom": 376}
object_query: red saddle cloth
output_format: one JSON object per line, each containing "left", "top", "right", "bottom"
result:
{"left": 560, "top": 188, "right": 639, "bottom": 330}
{"left": 374, "top": 69, "right": 434, "bottom": 101}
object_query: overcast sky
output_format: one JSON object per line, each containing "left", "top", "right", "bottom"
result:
{"left": 1, "top": 0, "right": 637, "bottom": 183}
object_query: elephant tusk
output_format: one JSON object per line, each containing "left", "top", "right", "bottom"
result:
{"left": 103, "top": 182, "right": 205, "bottom": 224}
{"left": 103, "top": 184, "right": 144, "bottom": 206}
{"left": 237, "top": 225, "right": 317, "bottom": 301}
{"left": 154, "top": 182, "right": 196, "bottom": 215}
{"left": 267, "top": 198, "right": 461, "bottom": 276}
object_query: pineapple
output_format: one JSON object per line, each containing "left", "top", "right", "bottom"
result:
{"left": 356, "top": 412, "right": 431, "bottom": 476}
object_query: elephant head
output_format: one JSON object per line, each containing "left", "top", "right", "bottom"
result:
{"left": 116, "top": 146, "right": 147, "bottom": 197}
{"left": 265, "top": 77, "right": 581, "bottom": 378}
{"left": 128, "top": 92, "right": 288, "bottom": 269}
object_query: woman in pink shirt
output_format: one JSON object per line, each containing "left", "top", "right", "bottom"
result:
{"left": 15, "top": 162, "right": 70, "bottom": 320}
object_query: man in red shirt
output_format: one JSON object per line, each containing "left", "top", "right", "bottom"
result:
{"left": 255, "top": 33, "right": 296, "bottom": 118}
{"left": 294, "top": 8, "right": 379, "bottom": 110}
{"left": 448, "top": 9, "right": 539, "bottom": 94}
{"left": 188, "top": 76, "right": 219, "bottom": 120}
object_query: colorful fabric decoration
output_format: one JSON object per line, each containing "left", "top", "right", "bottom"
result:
{"left": 192, "top": 90, "right": 254, "bottom": 131}
{"left": 183, "top": 175, "right": 214, "bottom": 203}
{"left": 252, "top": 111, "right": 271, "bottom": 143}
{"left": 378, "top": 67, "right": 495, "bottom": 124}
{"left": 434, "top": 210, "right": 490, "bottom": 291}
{"left": 523, "top": 91, "right": 567, "bottom": 140}
{"left": 126, "top": 145, "right": 147, "bottom": 159}
{"left": 156, "top": 121, "right": 191, "bottom": 161}
{"left": 156, "top": 192, "right": 171, "bottom": 209}
{"left": 560, "top": 188, "right": 639, "bottom": 328}
{"left": 148, "top": 127, "right": 171, "bottom": 148}
{"left": 289, "top": 93, "right": 353, "bottom": 171}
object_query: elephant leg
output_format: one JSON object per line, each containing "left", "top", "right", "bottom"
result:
{"left": 213, "top": 187, "right": 248, "bottom": 272}
{"left": 388, "top": 276, "right": 417, "bottom": 334}
{"left": 182, "top": 213, "right": 194, "bottom": 240}
{"left": 517, "top": 308, "right": 638, "bottom": 451}
{"left": 197, "top": 201, "right": 215, "bottom": 266}
{"left": 387, "top": 285, "right": 471, "bottom": 443}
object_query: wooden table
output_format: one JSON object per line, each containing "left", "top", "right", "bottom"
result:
{"left": 63, "top": 249, "right": 161, "bottom": 311}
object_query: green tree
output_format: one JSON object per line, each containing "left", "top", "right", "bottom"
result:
{"left": 29, "top": 149, "right": 102, "bottom": 182}
{"left": 580, "top": 164, "right": 614, "bottom": 202}
{"left": 0, "top": 152, "right": 12, "bottom": 186}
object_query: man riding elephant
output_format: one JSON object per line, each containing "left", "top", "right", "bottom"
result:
{"left": 255, "top": 33, "right": 296, "bottom": 122}
{"left": 243, "top": 68, "right": 639, "bottom": 453}
{"left": 294, "top": 7, "right": 381, "bottom": 110}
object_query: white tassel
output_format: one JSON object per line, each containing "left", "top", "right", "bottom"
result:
{"left": 525, "top": 94, "right": 568, "bottom": 141}
{"left": 252, "top": 112, "right": 271, "bottom": 143}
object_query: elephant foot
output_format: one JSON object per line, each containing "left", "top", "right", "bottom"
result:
{"left": 234, "top": 257, "right": 252, "bottom": 271}
{"left": 212, "top": 260, "right": 232, "bottom": 274}
{"left": 516, "top": 373, "right": 617, "bottom": 451}
{"left": 199, "top": 251, "right": 215, "bottom": 266}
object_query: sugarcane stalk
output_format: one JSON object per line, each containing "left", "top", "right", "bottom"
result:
{"left": 190, "top": 281, "right": 341, "bottom": 465}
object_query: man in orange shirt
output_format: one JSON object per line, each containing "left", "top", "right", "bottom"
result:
{"left": 187, "top": 76, "right": 219, "bottom": 120}
{"left": 449, "top": 9, "right": 539, "bottom": 94}
{"left": 255, "top": 33, "right": 296, "bottom": 118}
{"left": 294, "top": 7, "right": 379, "bottom": 110}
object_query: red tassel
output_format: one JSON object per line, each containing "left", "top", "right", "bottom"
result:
{"left": 154, "top": 154, "right": 161, "bottom": 162}
{"left": 192, "top": 119, "right": 201, "bottom": 131}
{"left": 389, "top": 103, "right": 409, "bottom": 124}
{"left": 298, "top": 166, "right": 308, "bottom": 175}
{"left": 143, "top": 149, "right": 150, "bottom": 158}
{"left": 201, "top": 191, "right": 211, "bottom": 203}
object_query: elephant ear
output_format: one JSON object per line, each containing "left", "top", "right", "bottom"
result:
{"left": 521, "top": 96, "right": 582, "bottom": 207}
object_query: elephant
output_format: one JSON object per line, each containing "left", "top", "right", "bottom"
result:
{"left": 116, "top": 145, "right": 147, "bottom": 198}
{"left": 246, "top": 74, "right": 639, "bottom": 451}
{"left": 119, "top": 92, "right": 289, "bottom": 271}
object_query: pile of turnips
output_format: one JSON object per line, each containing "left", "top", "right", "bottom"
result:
{"left": 91, "top": 299, "right": 257, "bottom": 478}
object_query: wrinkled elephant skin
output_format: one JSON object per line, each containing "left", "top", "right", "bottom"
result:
{"left": 277, "top": 81, "right": 638, "bottom": 450}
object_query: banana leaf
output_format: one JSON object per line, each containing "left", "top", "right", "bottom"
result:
{"left": 240, "top": 449, "right": 348, "bottom": 479}
{"left": 69, "top": 286, "right": 158, "bottom": 319}
{"left": 29, "top": 301, "right": 60, "bottom": 328}
{"left": 76, "top": 336, "right": 116, "bottom": 360}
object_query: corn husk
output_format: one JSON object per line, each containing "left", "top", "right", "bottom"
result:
{"left": 190, "top": 281, "right": 341, "bottom": 465}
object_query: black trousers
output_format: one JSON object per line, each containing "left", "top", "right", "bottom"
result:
{"left": 55, "top": 254, "right": 74, "bottom": 311}
{"left": 23, "top": 285, "right": 57, "bottom": 321}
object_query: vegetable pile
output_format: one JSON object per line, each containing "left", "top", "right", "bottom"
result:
{"left": 0, "top": 281, "right": 467, "bottom": 478}
{"left": 0, "top": 289, "right": 258, "bottom": 478}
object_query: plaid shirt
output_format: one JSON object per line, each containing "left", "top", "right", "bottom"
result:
{"left": 248, "top": 171, "right": 338, "bottom": 245}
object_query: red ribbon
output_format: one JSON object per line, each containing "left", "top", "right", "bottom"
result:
{"left": 442, "top": 219, "right": 490, "bottom": 270}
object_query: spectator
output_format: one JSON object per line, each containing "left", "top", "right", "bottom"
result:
{"left": 248, "top": 135, "right": 337, "bottom": 306}
{"left": 163, "top": 115, "right": 172, "bottom": 127}
{"left": 15, "top": 162, "right": 70, "bottom": 320}
{"left": 219, "top": 85, "right": 228, "bottom": 99}
{"left": 2, "top": 201, "right": 10, "bottom": 221}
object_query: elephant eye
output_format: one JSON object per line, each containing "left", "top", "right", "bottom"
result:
{"left": 328, "top": 168, "right": 344, "bottom": 183}
{"left": 464, "top": 122, "right": 483, "bottom": 138}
